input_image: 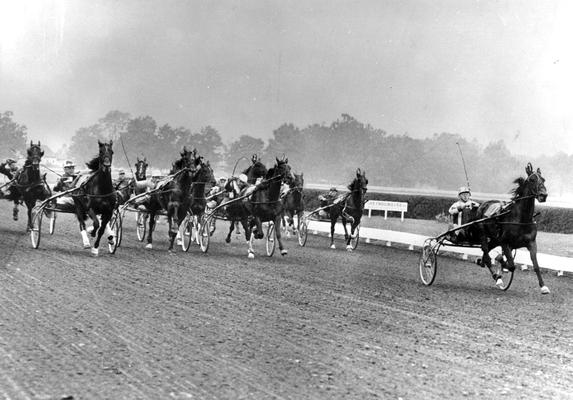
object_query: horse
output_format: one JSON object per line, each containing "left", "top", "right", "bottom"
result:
{"left": 467, "top": 163, "right": 550, "bottom": 293}
{"left": 243, "top": 157, "right": 294, "bottom": 258}
{"left": 327, "top": 168, "right": 368, "bottom": 251}
{"left": 72, "top": 140, "right": 117, "bottom": 256}
{"left": 6, "top": 142, "right": 51, "bottom": 229}
{"left": 183, "top": 157, "right": 215, "bottom": 244}
{"left": 134, "top": 157, "right": 148, "bottom": 181}
{"left": 222, "top": 157, "right": 269, "bottom": 242}
{"left": 144, "top": 147, "right": 197, "bottom": 251}
{"left": 282, "top": 173, "right": 304, "bottom": 236}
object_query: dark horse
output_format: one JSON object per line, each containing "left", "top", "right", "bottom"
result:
{"left": 73, "top": 140, "right": 117, "bottom": 256}
{"left": 134, "top": 157, "right": 148, "bottom": 181}
{"left": 328, "top": 168, "right": 368, "bottom": 251}
{"left": 181, "top": 157, "right": 215, "bottom": 245}
{"left": 223, "top": 156, "right": 269, "bottom": 243}
{"left": 5, "top": 142, "right": 51, "bottom": 229}
{"left": 467, "top": 163, "right": 549, "bottom": 293}
{"left": 144, "top": 147, "right": 197, "bottom": 251}
{"left": 243, "top": 157, "right": 294, "bottom": 258}
{"left": 282, "top": 173, "right": 304, "bottom": 235}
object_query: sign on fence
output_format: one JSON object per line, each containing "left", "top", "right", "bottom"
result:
{"left": 365, "top": 200, "right": 408, "bottom": 221}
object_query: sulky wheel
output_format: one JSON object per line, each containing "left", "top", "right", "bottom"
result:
{"left": 298, "top": 218, "right": 308, "bottom": 247}
{"left": 266, "top": 222, "right": 276, "bottom": 257}
{"left": 30, "top": 208, "right": 43, "bottom": 249}
{"left": 198, "top": 216, "right": 210, "bottom": 253}
{"left": 180, "top": 216, "right": 195, "bottom": 252}
{"left": 108, "top": 209, "right": 122, "bottom": 254}
{"left": 494, "top": 263, "right": 515, "bottom": 291}
{"left": 419, "top": 241, "right": 437, "bottom": 286}
{"left": 349, "top": 225, "right": 360, "bottom": 250}
{"left": 136, "top": 210, "right": 147, "bottom": 241}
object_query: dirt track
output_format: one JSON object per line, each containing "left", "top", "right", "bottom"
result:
{"left": 0, "top": 207, "right": 571, "bottom": 400}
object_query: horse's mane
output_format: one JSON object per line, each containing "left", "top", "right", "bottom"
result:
{"left": 86, "top": 156, "right": 100, "bottom": 171}
{"left": 510, "top": 176, "right": 527, "bottom": 200}
{"left": 347, "top": 177, "right": 359, "bottom": 191}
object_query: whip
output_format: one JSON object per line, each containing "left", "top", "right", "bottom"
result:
{"left": 456, "top": 142, "right": 471, "bottom": 192}
{"left": 119, "top": 136, "right": 135, "bottom": 178}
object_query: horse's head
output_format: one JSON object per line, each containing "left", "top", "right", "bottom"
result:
{"left": 521, "top": 163, "right": 547, "bottom": 203}
{"left": 349, "top": 168, "right": 368, "bottom": 198}
{"left": 135, "top": 157, "right": 148, "bottom": 180}
{"left": 97, "top": 140, "right": 113, "bottom": 171}
{"left": 291, "top": 173, "right": 304, "bottom": 190}
{"left": 27, "top": 141, "right": 44, "bottom": 171}
{"left": 193, "top": 158, "right": 215, "bottom": 186}
{"left": 274, "top": 156, "right": 294, "bottom": 185}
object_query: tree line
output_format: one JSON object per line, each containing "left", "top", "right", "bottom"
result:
{"left": 2, "top": 110, "right": 571, "bottom": 196}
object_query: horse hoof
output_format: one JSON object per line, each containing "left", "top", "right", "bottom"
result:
{"left": 346, "top": 245, "right": 353, "bottom": 252}
{"left": 541, "top": 286, "right": 550, "bottom": 294}
{"left": 248, "top": 252, "right": 255, "bottom": 259}
{"left": 495, "top": 278, "right": 504, "bottom": 288}
{"left": 91, "top": 248, "right": 99, "bottom": 257}
{"left": 83, "top": 243, "right": 91, "bottom": 249}
{"left": 281, "top": 249, "right": 287, "bottom": 256}
{"left": 330, "top": 244, "right": 336, "bottom": 249}
{"left": 145, "top": 244, "right": 153, "bottom": 250}
{"left": 225, "top": 238, "right": 231, "bottom": 244}
{"left": 176, "top": 239, "right": 182, "bottom": 246}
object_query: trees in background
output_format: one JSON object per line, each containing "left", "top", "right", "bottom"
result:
{"left": 0, "top": 111, "right": 28, "bottom": 160}
{"left": 61, "top": 110, "right": 571, "bottom": 195}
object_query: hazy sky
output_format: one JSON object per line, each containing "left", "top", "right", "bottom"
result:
{"left": 1, "top": 0, "right": 572, "bottom": 155}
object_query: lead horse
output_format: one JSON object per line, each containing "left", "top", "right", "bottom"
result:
{"left": 5, "top": 142, "right": 51, "bottom": 230}
{"left": 468, "top": 163, "right": 550, "bottom": 293}
{"left": 328, "top": 168, "right": 368, "bottom": 250}
{"left": 72, "top": 140, "right": 117, "bottom": 256}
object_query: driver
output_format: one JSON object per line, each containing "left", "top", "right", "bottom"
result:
{"left": 447, "top": 186, "right": 480, "bottom": 242}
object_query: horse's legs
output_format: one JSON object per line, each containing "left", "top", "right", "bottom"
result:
{"left": 241, "top": 218, "right": 251, "bottom": 242}
{"left": 527, "top": 241, "right": 550, "bottom": 294}
{"left": 12, "top": 200, "right": 19, "bottom": 221}
{"left": 247, "top": 219, "right": 256, "bottom": 258}
{"left": 346, "top": 218, "right": 359, "bottom": 250}
{"left": 91, "top": 212, "right": 111, "bottom": 256}
{"left": 146, "top": 211, "right": 156, "bottom": 249}
{"left": 275, "top": 215, "right": 287, "bottom": 256}
{"left": 75, "top": 207, "right": 90, "bottom": 249}
{"left": 226, "top": 220, "right": 235, "bottom": 243}
{"left": 341, "top": 217, "right": 349, "bottom": 241}
{"left": 87, "top": 209, "right": 100, "bottom": 237}
{"left": 329, "top": 216, "right": 337, "bottom": 249}
{"left": 25, "top": 199, "right": 35, "bottom": 231}
{"left": 167, "top": 205, "right": 180, "bottom": 251}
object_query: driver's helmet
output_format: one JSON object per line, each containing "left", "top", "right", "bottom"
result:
{"left": 5, "top": 158, "right": 16, "bottom": 165}
{"left": 218, "top": 176, "right": 227, "bottom": 183}
{"left": 458, "top": 186, "right": 471, "bottom": 196}
{"left": 238, "top": 173, "right": 248, "bottom": 184}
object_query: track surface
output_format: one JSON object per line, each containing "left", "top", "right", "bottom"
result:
{"left": 0, "top": 207, "right": 571, "bottom": 400}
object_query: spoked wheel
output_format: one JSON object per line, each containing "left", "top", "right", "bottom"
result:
{"left": 349, "top": 225, "right": 360, "bottom": 250}
{"left": 298, "top": 218, "right": 308, "bottom": 247}
{"left": 30, "top": 208, "right": 43, "bottom": 249}
{"left": 181, "top": 216, "right": 195, "bottom": 252}
{"left": 108, "top": 209, "right": 122, "bottom": 254}
{"left": 266, "top": 222, "right": 276, "bottom": 256}
{"left": 136, "top": 210, "right": 147, "bottom": 241}
{"left": 47, "top": 209, "right": 56, "bottom": 235}
{"left": 419, "top": 240, "right": 438, "bottom": 286}
{"left": 198, "top": 216, "right": 210, "bottom": 253}
{"left": 494, "top": 264, "right": 515, "bottom": 291}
